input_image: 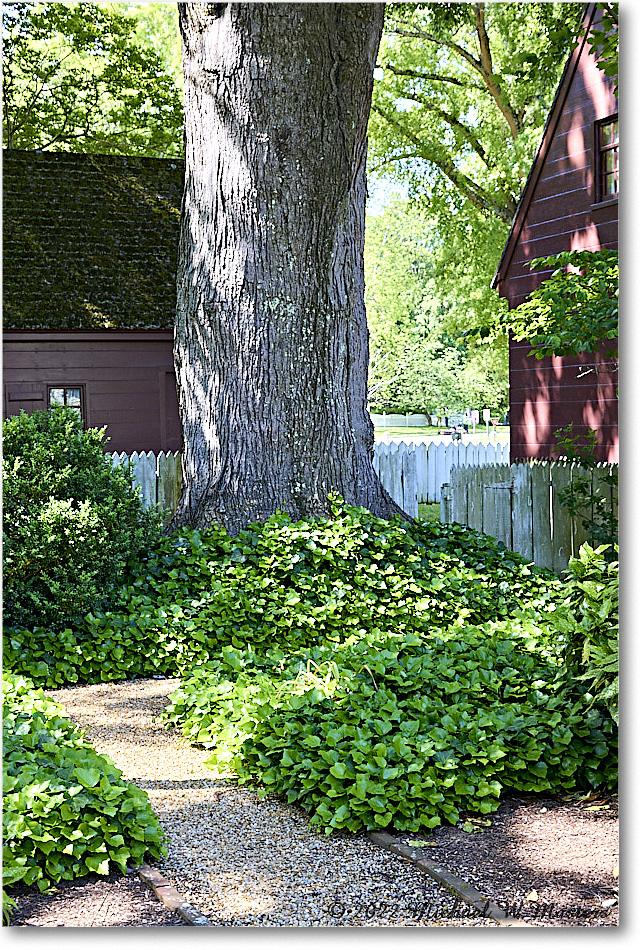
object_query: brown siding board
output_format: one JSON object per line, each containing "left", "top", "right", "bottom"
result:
{"left": 3, "top": 332, "right": 182, "bottom": 453}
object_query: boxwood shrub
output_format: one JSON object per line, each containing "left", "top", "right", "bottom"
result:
{"left": 2, "top": 406, "right": 162, "bottom": 635}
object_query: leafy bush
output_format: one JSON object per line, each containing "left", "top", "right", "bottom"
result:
{"left": 2, "top": 407, "right": 162, "bottom": 634}
{"left": 162, "top": 627, "right": 617, "bottom": 835}
{"left": 2, "top": 673, "right": 166, "bottom": 893}
{"left": 5, "top": 501, "right": 559, "bottom": 689}
{"left": 545, "top": 544, "right": 618, "bottom": 723}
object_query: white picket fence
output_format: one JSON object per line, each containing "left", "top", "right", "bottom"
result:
{"left": 442, "top": 460, "right": 618, "bottom": 572}
{"left": 111, "top": 440, "right": 509, "bottom": 520}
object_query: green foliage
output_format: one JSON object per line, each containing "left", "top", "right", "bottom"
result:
{"left": 4, "top": 500, "right": 558, "bottom": 690}
{"left": 545, "top": 544, "right": 618, "bottom": 724}
{"left": 2, "top": 407, "right": 162, "bottom": 634}
{"left": 163, "top": 625, "right": 616, "bottom": 835}
{"left": 3, "top": 888, "right": 18, "bottom": 924}
{"left": 371, "top": 3, "right": 580, "bottom": 223}
{"left": 364, "top": 200, "right": 508, "bottom": 414}
{"left": 8, "top": 490, "right": 616, "bottom": 839}
{"left": 587, "top": 3, "right": 618, "bottom": 94}
{"left": 367, "top": 2, "right": 580, "bottom": 347}
{"left": 554, "top": 424, "right": 618, "bottom": 550}
{"left": 2, "top": 1, "right": 183, "bottom": 155}
{"left": 3, "top": 672, "right": 166, "bottom": 893}
{"left": 507, "top": 251, "right": 618, "bottom": 359}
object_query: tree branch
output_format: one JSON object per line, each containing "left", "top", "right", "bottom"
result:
{"left": 388, "top": 7, "right": 522, "bottom": 140}
{"left": 372, "top": 104, "right": 516, "bottom": 223}
{"left": 379, "top": 62, "right": 483, "bottom": 93}
{"left": 398, "top": 92, "right": 489, "bottom": 166}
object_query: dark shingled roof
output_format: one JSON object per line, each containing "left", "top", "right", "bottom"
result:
{"left": 2, "top": 150, "right": 184, "bottom": 330}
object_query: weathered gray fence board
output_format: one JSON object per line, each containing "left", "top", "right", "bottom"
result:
{"left": 551, "top": 463, "right": 573, "bottom": 574}
{"left": 157, "top": 452, "right": 182, "bottom": 514}
{"left": 494, "top": 466, "right": 512, "bottom": 548}
{"left": 449, "top": 468, "right": 466, "bottom": 525}
{"left": 415, "top": 441, "right": 428, "bottom": 506}
{"left": 567, "top": 463, "right": 590, "bottom": 554}
{"left": 400, "top": 444, "right": 419, "bottom": 519}
{"left": 530, "top": 463, "right": 553, "bottom": 569}
{"left": 511, "top": 462, "right": 533, "bottom": 563}
{"left": 468, "top": 467, "right": 484, "bottom": 533}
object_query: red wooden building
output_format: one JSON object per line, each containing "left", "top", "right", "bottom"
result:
{"left": 493, "top": 3, "right": 618, "bottom": 463}
{"left": 3, "top": 150, "right": 184, "bottom": 453}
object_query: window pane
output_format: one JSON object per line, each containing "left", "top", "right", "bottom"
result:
{"left": 604, "top": 171, "right": 617, "bottom": 196}
{"left": 604, "top": 150, "right": 616, "bottom": 173}
{"left": 49, "top": 388, "right": 65, "bottom": 406}
{"left": 66, "top": 388, "right": 81, "bottom": 407}
{"left": 601, "top": 120, "right": 617, "bottom": 147}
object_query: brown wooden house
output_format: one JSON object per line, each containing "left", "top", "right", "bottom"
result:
{"left": 493, "top": 3, "right": 618, "bottom": 464}
{"left": 3, "top": 150, "right": 184, "bottom": 453}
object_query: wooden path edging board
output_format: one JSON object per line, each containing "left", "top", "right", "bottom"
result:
{"left": 367, "top": 833, "right": 533, "bottom": 927}
{"left": 138, "top": 864, "right": 213, "bottom": 926}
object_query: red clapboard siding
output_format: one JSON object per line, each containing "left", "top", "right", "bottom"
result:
{"left": 493, "top": 4, "right": 618, "bottom": 463}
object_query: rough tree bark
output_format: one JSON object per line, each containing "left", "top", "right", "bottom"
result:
{"left": 172, "top": 2, "right": 405, "bottom": 535}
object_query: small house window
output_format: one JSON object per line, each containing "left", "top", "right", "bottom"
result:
{"left": 49, "top": 386, "right": 83, "bottom": 418}
{"left": 597, "top": 116, "right": 618, "bottom": 200}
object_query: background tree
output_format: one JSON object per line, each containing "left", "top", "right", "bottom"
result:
{"left": 367, "top": 2, "right": 582, "bottom": 349}
{"left": 364, "top": 199, "right": 508, "bottom": 414}
{"left": 2, "top": 1, "right": 183, "bottom": 155}
{"left": 171, "top": 2, "right": 402, "bottom": 535}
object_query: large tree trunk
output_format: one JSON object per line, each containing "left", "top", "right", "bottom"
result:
{"left": 172, "top": 2, "right": 404, "bottom": 535}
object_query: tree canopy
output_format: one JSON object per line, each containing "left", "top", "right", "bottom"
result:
{"left": 369, "top": 3, "right": 581, "bottom": 224}
{"left": 365, "top": 199, "right": 508, "bottom": 414}
{"left": 367, "top": 2, "right": 582, "bottom": 354}
{"left": 2, "top": 1, "right": 183, "bottom": 156}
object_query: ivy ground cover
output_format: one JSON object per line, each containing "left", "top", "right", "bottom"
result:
{"left": 5, "top": 499, "right": 617, "bottom": 853}
{"left": 3, "top": 673, "right": 166, "bottom": 893}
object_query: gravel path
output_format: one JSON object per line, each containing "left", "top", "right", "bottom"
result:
{"left": 26, "top": 677, "right": 617, "bottom": 928}
{"left": 45, "top": 677, "right": 499, "bottom": 927}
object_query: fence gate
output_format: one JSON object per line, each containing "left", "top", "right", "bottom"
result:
{"left": 443, "top": 460, "right": 618, "bottom": 572}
